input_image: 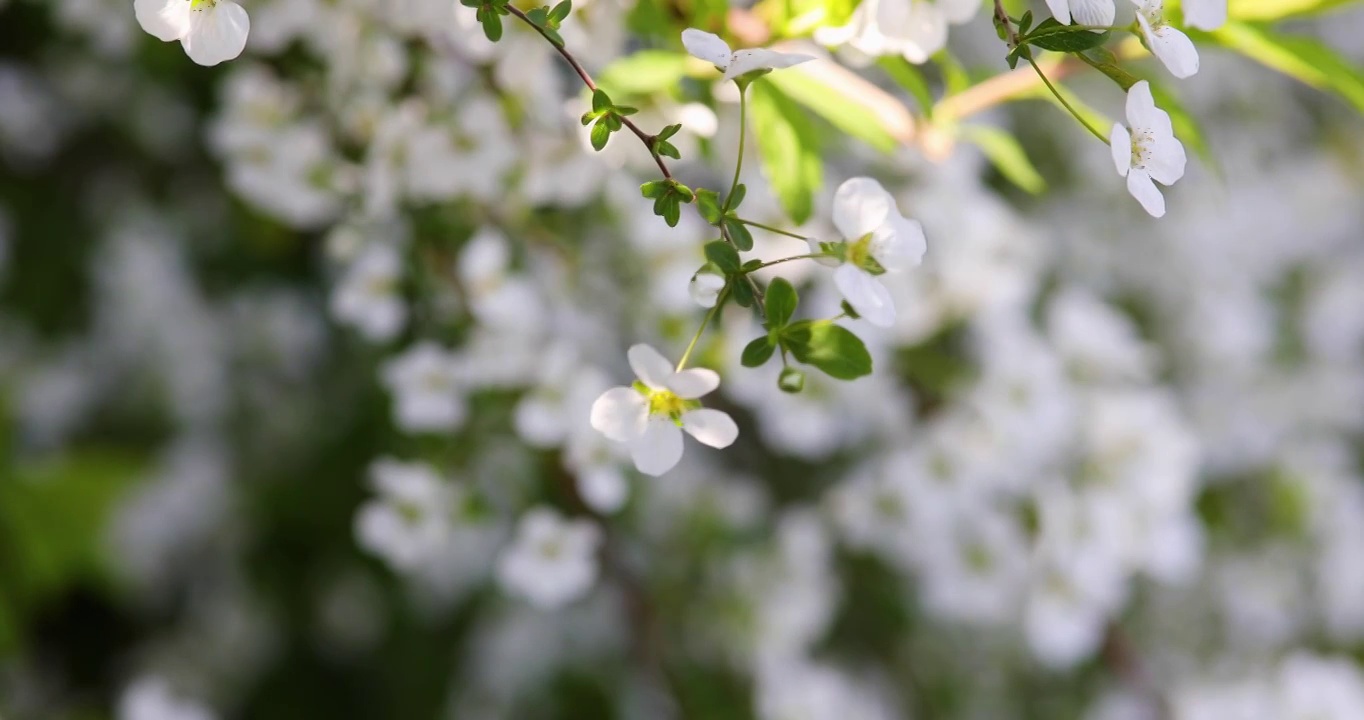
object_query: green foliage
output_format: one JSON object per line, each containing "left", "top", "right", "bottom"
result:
{"left": 785, "top": 321, "right": 873, "bottom": 380}
{"left": 653, "top": 123, "right": 683, "bottom": 160}
{"left": 581, "top": 89, "right": 637, "bottom": 152}
{"left": 764, "top": 70, "right": 899, "bottom": 153}
{"left": 1018, "top": 19, "right": 1113, "bottom": 53}
{"left": 777, "top": 367, "right": 806, "bottom": 393}
{"left": 525, "top": 0, "right": 572, "bottom": 46}
{"left": 697, "top": 189, "right": 723, "bottom": 225}
{"left": 764, "top": 278, "right": 798, "bottom": 327}
{"left": 704, "top": 240, "right": 741, "bottom": 274}
{"left": 1078, "top": 47, "right": 1140, "bottom": 90}
{"left": 722, "top": 217, "right": 753, "bottom": 251}
{"left": 877, "top": 57, "right": 936, "bottom": 116}
{"left": 747, "top": 83, "right": 823, "bottom": 225}
{"left": 741, "top": 336, "right": 776, "bottom": 367}
{"left": 1227, "top": 0, "right": 1359, "bottom": 21}
{"left": 640, "top": 179, "right": 694, "bottom": 227}
{"left": 597, "top": 51, "right": 690, "bottom": 96}
{"left": 461, "top": 0, "right": 511, "bottom": 42}
{"left": 961, "top": 125, "right": 1047, "bottom": 195}
{"left": 1198, "top": 23, "right": 1364, "bottom": 115}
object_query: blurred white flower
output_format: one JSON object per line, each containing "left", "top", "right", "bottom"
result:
{"left": 688, "top": 270, "right": 726, "bottom": 308}
{"left": 496, "top": 507, "right": 601, "bottom": 608}
{"left": 330, "top": 243, "right": 406, "bottom": 342}
{"left": 1183, "top": 0, "right": 1227, "bottom": 30}
{"left": 590, "top": 344, "right": 739, "bottom": 476}
{"left": 381, "top": 342, "right": 467, "bottom": 433}
{"left": 354, "top": 459, "right": 452, "bottom": 573}
{"left": 1044, "top": 0, "right": 1116, "bottom": 26}
{"left": 681, "top": 29, "right": 814, "bottom": 81}
{"left": 118, "top": 676, "right": 215, "bottom": 720}
{"left": 1132, "top": 0, "right": 1199, "bottom": 79}
{"left": 821, "top": 177, "right": 926, "bottom": 328}
{"left": 1110, "top": 81, "right": 1186, "bottom": 218}
{"left": 815, "top": 0, "right": 979, "bottom": 64}
{"left": 135, "top": 0, "right": 250, "bottom": 67}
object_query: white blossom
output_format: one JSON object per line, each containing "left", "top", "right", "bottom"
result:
{"left": 118, "top": 676, "right": 216, "bottom": 720}
{"left": 354, "top": 458, "right": 453, "bottom": 573}
{"left": 815, "top": 0, "right": 980, "bottom": 64}
{"left": 330, "top": 243, "right": 407, "bottom": 342}
{"left": 1132, "top": 0, "right": 1199, "bottom": 79}
{"left": 589, "top": 344, "right": 738, "bottom": 476}
{"left": 820, "top": 177, "right": 927, "bottom": 328}
{"left": 681, "top": 29, "right": 814, "bottom": 81}
{"left": 135, "top": 0, "right": 250, "bottom": 67}
{"left": 1110, "top": 81, "right": 1186, "bottom": 218}
{"left": 495, "top": 507, "right": 601, "bottom": 609}
{"left": 688, "top": 270, "right": 726, "bottom": 308}
{"left": 1044, "top": 0, "right": 1116, "bottom": 26}
{"left": 380, "top": 342, "right": 467, "bottom": 433}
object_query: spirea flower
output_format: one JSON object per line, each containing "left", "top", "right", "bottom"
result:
{"left": 380, "top": 342, "right": 467, "bottom": 433}
{"left": 329, "top": 243, "right": 406, "bottom": 342}
{"left": 354, "top": 459, "right": 453, "bottom": 573}
{"left": 135, "top": 0, "right": 250, "bottom": 67}
{"left": 1109, "top": 81, "right": 1187, "bottom": 218}
{"left": 818, "top": 177, "right": 927, "bottom": 328}
{"left": 1043, "top": 0, "right": 1116, "bottom": 27}
{"left": 816, "top": 0, "right": 980, "bottom": 64}
{"left": 495, "top": 507, "right": 601, "bottom": 609}
{"left": 1132, "top": 0, "right": 1199, "bottom": 79}
{"left": 590, "top": 344, "right": 738, "bottom": 477}
{"left": 681, "top": 29, "right": 814, "bottom": 82}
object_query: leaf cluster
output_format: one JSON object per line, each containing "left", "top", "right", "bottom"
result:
{"left": 582, "top": 89, "right": 639, "bottom": 151}
{"left": 640, "top": 178, "right": 695, "bottom": 227}
{"left": 738, "top": 278, "right": 873, "bottom": 386}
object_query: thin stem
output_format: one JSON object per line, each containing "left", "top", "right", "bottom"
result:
{"left": 736, "top": 218, "right": 814, "bottom": 241}
{"left": 505, "top": 5, "right": 673, "bottom": 179}
{"left": 676, "top": 290, "right": 726, "bottom": 371}
{"left": 721, "top": 86, "right": 748, "bottom": 214}
{"left": 1026, "top": 56, "right": 1111, "bottom": 144}
{"left": 745, "top": 253, "right": 830, "bottom": 272}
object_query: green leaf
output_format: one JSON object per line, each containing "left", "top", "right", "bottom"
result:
{"left": 527, "top": 6, "right": 549, "bottom": 24}
{"left": 961, "top": 125, "right": 1046, "bottom": 195}
{"left": 704, "top": 240, "right": 741, "bottom": 273}
{"left": 732, "top": 278, "right": 755, "bottom": 308}
{"left": 671, "top": 182, "right": 694, "bottom": 203}
{"left": 741, "top": 337, "right": 776, "bottom": 367}
{"left": 1021, "top": 18, "right": 1112, "bottom": 53}
{"left": 1017, "top": 9, "right": 1034, "bottom": 34}
{"left": 542, "top": 27, "right": 564, "bottom": 47}
{"left": 778, "top": 367, "right": 806, "bottom": 393}
{"left": 655, "top": 140, "right": 680, "bottom": 160}
{"left": 765, "top": 277, "right": 798, "bottom": 327}
{"left": 550, "top": 0, "right": 572, "bottom": 22}
{"left": 934, "top": 51, "right": 971, "bottom": 95}
{"left": 657, "top": 123, "right": 681, "bottom": 141}
{"left": 877, "top": 57, "right": 935, "bottom": 117}
{"left": 696, "top": 189, "right": 723, "bottom": 225}
{"left": 662, "top": 196, "right": 681, "bottom": 227}
{"left": 728, "top": 183, "right": 747, "bottom": 210}
{"left": 590, "top": 120, "right": 611, "bottom": 150}
{"left": 596, "top": 51, "right": 691, "bottom": 96}
{"left": 1077, "top": 49, "right": 1140, "bottom": 90}
{"left": 1196, "top": 23, "right": 1364, "bottom": 115}
{"left": 478, "top": 8, "right": 503, "bottom": 41}
{"left": 640, "top": 180, "right": 666, "bottom": 198}
{"left": 1228, "top": 0, "right": 1358, "bottom": 22}
{"left": 763, "top": 69, "right": 899, "bottom": 153}
{"left": 748, "top": 82, "right": 823, "bottom": 225}
{"left": 723, "top": 217, "right": 754, "bottom": 251}
{"left": 784, "top": 321, "right": 873, "bottom": 380}
{"left": 592, "top": 89, "right": 612, "bottom": 113}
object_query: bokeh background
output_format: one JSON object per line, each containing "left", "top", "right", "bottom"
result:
{"left": 3, "top": 0, "right": 1364, "bottom": 718}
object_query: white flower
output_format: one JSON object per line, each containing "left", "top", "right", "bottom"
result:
{"left": 354, "top": 459, "right": 452, "bottom": 573}
{"left": 118, "top": 676, "right": 215, "bottom": 720}
{"left": 815, "top": 0, "right": 979, "bottom": 65}
{"left": 135, "top": 0, "right": 250, "bottom": 67}
{"left": 330, "top": 243, "right": 406, "bottom": 342}
{"left": 688, "top": 270, "right": 726, "bottom": 308}
{"left": 589, "top": 344, "right": 739, "bottom": 477}
{"left": 681, "top": 29, "right": 814, "bottom": 81}
{"left": 381, "top": 342, "right": 466, "bottom": 433}
{"left": 495, "top": 507, "right": 601, "bottom": 609}
{"left": 1132, "top": 0, "right": 1199, "bottom": 78}
{"left": 1109, "top": 81, "right": 1187, "bottom": 218}
{"left": 820, "top": 177, "right": 926, "bottom": 328}
{"left": 1043, "top": 0, "right": 1116, "bottom": 27}
{"left": 1183, "top": 0, "right": 1226, "bottom": 30}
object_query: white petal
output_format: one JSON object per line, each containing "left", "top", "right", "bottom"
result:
{"left": 689, "top": 272, "right": 725, "bottom": 308}
{"left": 1126, "top": 170, "right": 1166, "bottom": 218}
{"left": 627, "top": 344, "right": 675, "bottom": 389}
{"left": 1143, "top": 20, "right": 1199, "bottom": 79}
{"left": 871, "top": 214, "right": 926, "bottom": 272}
{"left": 1145, "top": 133, "right": 1186, "bottom": 186}
{"left": 135, "top": 0, "right": 191, "bottom": 41}
{"left": 578, "top": 467, "right": 628, "bottom": 514}
{"left": 832, "top": 177, "right": 892, "bottom": 240}
{"left": 1124, "top": 81, "right": 1160, "bottom": 132}
{"left": 681, "top": 28, "right": 732, "bottom": 69}
{"left": 1071, "top": 0, "right": 1116, "bottom": 27}
{"left": 834, "top": 264, "right": 896, "bottom": 328}
{"left": 1110, "top": 123, "right": 1132, "bottom": 177}
{"left": 182, "top": 1, "right": 250, "bottom": 67}
{"left": 898, "top": 1, "right": 948, "bottom": 64}
{"left": 668, "top": 368, "right": 720, "bottom": 399}
{"left": 681, "top": 408, "right": 739, "bottom": 449}
{"left": 589, "top": 387, "right": 648, "bottom": 442}
{"left": 1183, "top": 0, "right": 1227, "bottom": 30}
{"left": 629, "top": 419, "right": 684, "bottom": 476}
{"left": 723, "top": 49, "right": 814, "bottom": 80}
{"left": 1044, "top": 0, "right": 1073, "bottom": 24}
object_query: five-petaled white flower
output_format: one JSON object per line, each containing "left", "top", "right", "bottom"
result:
{"left": 135, "top": 0, "right": 251, "bottom": 67}
{"left": 496, "top": 507, "right": 602, "bottom": 609}
{"left": 1110, "top": 81, "right": 1187, "bottom": 218}
{"left": 681, "top": 29, "right": 814, "bottom": 82}
{"left": 1132, "top": 0, "right": 1199, "bottom": 79}
{"left": 589, "top": 344, "right": 739, "bottom": 476}
{"left": 816, "top": 177, "right": 927, "bottom": 328}
{"left": 1044, "top": 0, "right": 1116, "bottom": 27}
{"left": 330, "top": 243, "right": 406, "bottom": 342}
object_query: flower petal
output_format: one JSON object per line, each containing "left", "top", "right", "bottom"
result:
{"left": 681, "top": 28, "right": 732, "bottom": 69}
{"left": 834, "top": 264, "right": 896, "bottom": 328}
{"left": 1126, "top": 170, "right": 1166, "bottom": 218}
{"left": 871, "top": 214, "right": 926, "bottom": 272}
{"left": 135, "top": 0, "right": 191, "bottom": 41}
{"left": 1071, "top": 0, "right": 1116, "bottom": 27}
{"left": 833, "top": 177, "right": 892, "bottom": 240}
{"left": 1044, "top": 0, "right": 1072, "bottom": 24}
{"left": 182, "top": 1, "right": 250, "bottom": 67}
{"left": 682, "top": 408, "right": 739, "bottom": 449}
{"left": 689, "top": 272, "right": 725, "bottom": 308}
{"left": 668, "top": 368, "right": 720, "bottom": 399}
{"left": 1110, "top": 123, "right": 1132, "bottom": 177}
{"left": 578, "top": 467, "right": 629, "bottom": 514}
{"left": 723, "top": 49, "right": 814, "bottom": 80}
{"left": 628, "top": 343, "right": 675, "bottom": 389}
{"left": 590, "top": 386, "right": 648, "bottom": 442}
{"left": 1183, "top": 0, "right": 1227, "bottom": 30}
{"left": 629, "top": 419, "right": 684, "bottom": 476}
{"left": 1145, "top": 133, "right": 1187, "bottom": 186}
{"left": 1147, "top": 23, "right": 1199, "bottom": 79}
{"left": 898, "top": 0, "right": 948, "bottom": 64}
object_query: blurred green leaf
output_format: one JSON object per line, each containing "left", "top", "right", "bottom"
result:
{"left": 764, "top": 70, "right": 900, "bottom": 153}
{"left": 597, "top": 51, "right": 690, "bottom": 96}
{"left": 1227, "top": 0, "right": 1359, "bottom": 21}
{"left": 878, "top": 57, "right": 936, "bottom": 117}
{"left": 961, "top": 125, "right": 1047, "bottom": 195}
{"left": 1197, "top": 23, "right": 1364, "bottom": 115}
{"left": 748, "top": 83, "right": 823, "bottom": 225}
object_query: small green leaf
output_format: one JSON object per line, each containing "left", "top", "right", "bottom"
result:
{"left": 662, "top": 196, "right": 681, "bottom": 227}
{"left": 526, "top": 6, "right": 549, "bottom": 24}
{"left": 877, "top": 57, "right": 935, "bottom": 117}
{"left": 542, "top": 27, "right": 564, "bottom": 47}
{"left": 590, "top": 120, "right": 611, "bottom": 151}
{"left": 671, "top": 182, "right": 694, "bottom": 203}
{"left": 478, "top": 8, "right": 503, "bottom": 41}
{"left": 1021, "top": 18, "right": 1112, "bottom": 53}
{"left": 741, "top": 337, "right": 776, "bottom": 367}
{"left": 961, "top": 125, "right": 1046, "bottom": 195}
{"left": 1078, "top": 50, "right": 1140, "bottom": 90}
{"left": 704, "top": 240, "right": 741, "bottom": 273}
{"left": 1018, "top": 10, "right": 1034, "bottom": 34}
{"left": 765, "top": 278, "right": 798, "bottom": 327}
{"left": 696, "top": 189, "right": 723, "bottom": 225}
{"left": 657, "top": 123, "right": 681, "bottom": 141}
{"left": 550, "top": 0, "right": 572, "bottom": 22}
{"left": 784, "top": 321, "right": 873, "bottom": 380}
{"left": 778, "top": 367, "right": 805, "bottom": 393}
{"left": 728, "top": 183, "right": 747, "bottom": 210}
{"left": 839, "top": 300, "right": 860, "bottom": 320}
{"left": 604, "top": 113, "right": 622, "bottom": 131}
{"left": 655, "top": 141, "right": 680, "bottom": 160}
{"left": 596, "top": 52, "right": 690, "bottom": 96}
{"left": 592, "top": 89, "right": 612, "bottom": 113}
{"left": 640, "top": 180, "right": 666, "bottom": 199}
{"left": 732, "top": 278, "right": 755, "bottom": 308}
{"left": 615, "top": 105, "right": 639, "bottom": 116}
{"left": 723, "top": 217, "right": 754, "bottom": 251}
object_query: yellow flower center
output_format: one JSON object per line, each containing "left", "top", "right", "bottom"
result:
{"left": 1130, "top": 129, "right": 1153, "bottom": 169}
{"left": 845, "top": 232, "right": 873, "bottom": 267}
{"left": 190, "top": 0, "right": 217, "bottom": 9}
{"left": 635, "top": 382, "right": 699, "bottom": 424}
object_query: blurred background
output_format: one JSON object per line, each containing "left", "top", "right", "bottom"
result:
{"left": 3, "top": 0, "right": 1364, "bottom": 718}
